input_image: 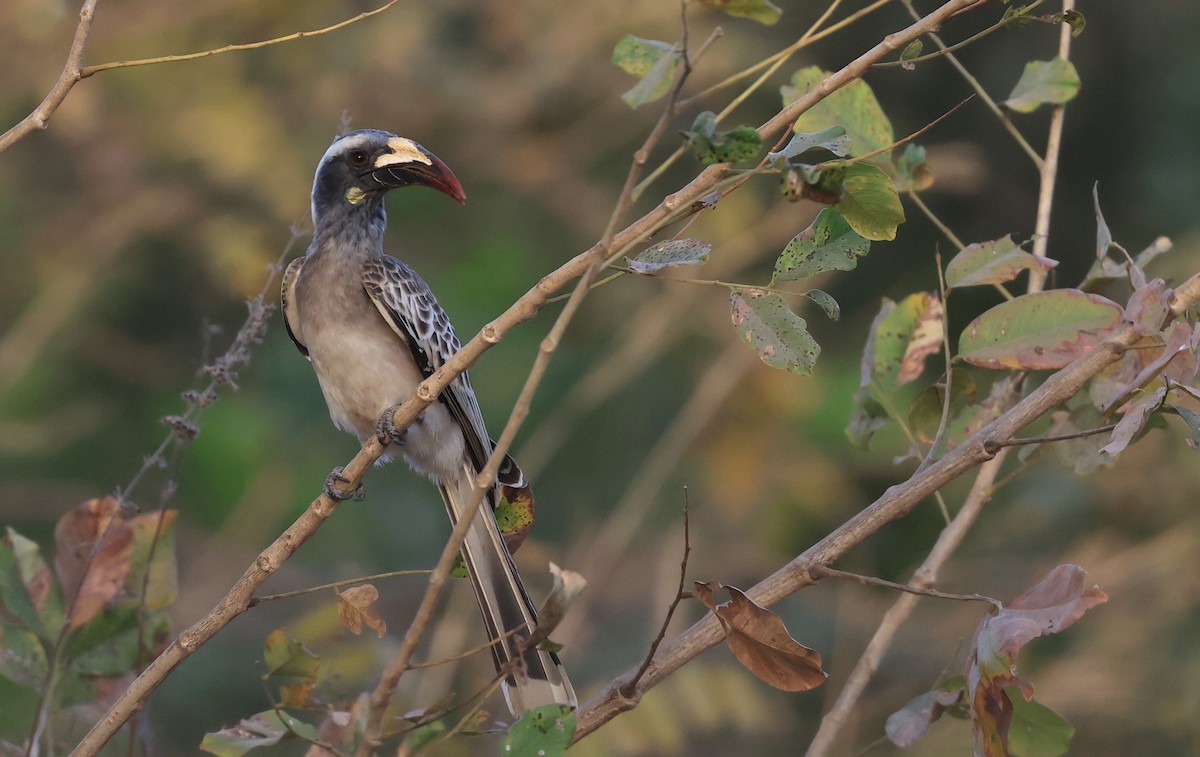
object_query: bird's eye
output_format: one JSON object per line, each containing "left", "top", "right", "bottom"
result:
{"left": 348, "top": 150, "right": 371, "bottom": 167}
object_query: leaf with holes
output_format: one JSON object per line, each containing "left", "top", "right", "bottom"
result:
{"left": 772, "top": 208, "right": 870, "bottom": 283}
{"left": 958, "top": 290, "right": 1123, "bottom": 370}
{"left": 502, "top": 704, "right": 576, "bottom": 757}
{"left": 628, "top": 238, "right": 712, "bottom": 273}
{"left": 835, "top": 163, "right": 905, "bottom": 241}
{"left": 782, "top": 67, "right": 894, "bottom": 157}
{"left": 729, "top": 288, "right": 820, "bottom": 374}
{"left": 1004, "top": 58, "right": 1081, "bottom": 113}
{"left": 945, "top": 236, "right": 1057, "bottom": 289}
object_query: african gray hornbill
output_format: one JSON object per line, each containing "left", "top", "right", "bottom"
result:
{"left": 281, "top": 129, "right": 575, "bottom": 714}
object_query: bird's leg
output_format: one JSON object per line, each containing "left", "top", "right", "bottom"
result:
{"left": 323, "top": 466, "right": 365, "bottom": 502}
{"left": 375, "top": 404, "right": 411, "bottom": 447}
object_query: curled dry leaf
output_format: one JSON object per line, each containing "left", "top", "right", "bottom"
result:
{"left": 695, "top": 581, "right": 827, "bottom": 692}
{"left": 54, "top": 497, "right": 134, "bottom": 629}
{"left": 967, "top": 565, "right": 1106, "bottom": 755}
{"left": 336, "top": 583, "right": 386, "bottom": 638}
{"left": 529, "top": 562, "right": 587, "bottom": 649}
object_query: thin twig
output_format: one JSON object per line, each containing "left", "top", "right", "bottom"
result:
{"left": 809, "top": 565, "right": 1002, "bottom": 609}
{"left": 620, "top": 490, "right": 693, "bottom": 698}
{"left": 984, "top": 422, "right": 1117, "bottom": 451}
{"left": 248, "top": 569, "right": 432, "bottom": 607}
{"left": 79, "top": 0, "right": 402, "bottom": 77}
{"left": 899, "top": 0, "right": 1043, "bottom": 169}
{"left": 875, "top": 1, "right": 1045, "bottom": 68}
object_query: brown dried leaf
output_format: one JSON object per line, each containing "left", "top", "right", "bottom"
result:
{"left": 898, "top": 294, "right": 945, "bottom": 385}
{"left": 336, "top": 584, "right": 386, "bottom": 638}
{"left": 695, "top": 581, "right": 827, "bottom": 692}
{"left": 53, "top": 497, "right": 134, "bottom": 628}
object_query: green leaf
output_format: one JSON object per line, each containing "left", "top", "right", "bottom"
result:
{"left": 782, "top": 67, "right": 895, "bottom": 157}
{"left": 894, "top": 143, "right": 933, "bottom": 191}
{"left": 958, "top": 290, "right": 1123, "bottom": 370}
{"left": 899, "top": 39, "right": 924, "bottom": 70}
{"left": 846, "top": 389, "right": 888, "bottom": 450}
{"left": 772, "top": 208, "right": 870, "bottom": 283}
{"left": 908, "top": 370, "right": 977, "bottom": 444}
{"left": 682, "top": 111, "right": 762, "bottom": 164}
{"left": 0, "top": 528, "right": 63, "bottom": 639}
{"left": 835, "top": 163, "right": 905, "bottom": 241}
{"left": 628, "top": 238, "right": 712, "bottom": 273}
{"left": 0, "top": 622, "right": 48, "bottom": 689}
{"left": 944, "top": 236, "right": 1057, "bottom": 288}
{"left": 1006, "top": 692, "right": 1075, "bottom": 757}
{"left": 613, "top": 36, "right": 682, "bottom": 109}
{"left": 263, "top": 628, "right": 320, "bottom": 679}
{"left": 865, "top": 292, "right": 942, "bottom": 393}
{"left": 1004, "top": 58, "right": 1081, "bottom": 113}
{"left": 729, "top": 288, "right": 820, "bottom": 374}
{"left": 127, "top": 510, "right": 178, "bottom": 611}
{"left": 611, "top": 35, "right": 674, "bottom": 76}
{"left": 502, "top": 704, "right": 576, "bottom": 757}
{"left": 62, "top": 602, "right": 139, "bottom": 674}
{"left": 804, "top": 289, "right": 840, "bottom": 321}
{"left": 694, "top": 0, "right": 782, "bottom": 25}
{"left": 767, "top": 126, "right": 850, "bottom": 163}
{"left": 200, "top": 711, "right": 318, "bottom": 757}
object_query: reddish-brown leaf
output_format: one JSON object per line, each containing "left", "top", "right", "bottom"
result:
{"left": 53, "top": 497, "right": 134, "bottom": 628}
{"left": 967, "top": 565, "right": 1106, "bottom": 754}
{"left": 280, "top": 679, "right": 317, "bottom": 708}
{"left": 695, "top": 581, "right": 827, "bottom": 692}
{"left": 336, "top": 584, "right": 386, "bottom": 638}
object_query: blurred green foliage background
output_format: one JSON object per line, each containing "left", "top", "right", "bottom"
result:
{"left": 2, "top": 0, "right": 1199, "bottom": 754}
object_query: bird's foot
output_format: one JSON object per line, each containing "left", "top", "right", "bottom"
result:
{"left": 324, "top": 466, "right": 365, "bottom": 502}
{"left": 375, "top": 404, "right": 409, "bottom": 448}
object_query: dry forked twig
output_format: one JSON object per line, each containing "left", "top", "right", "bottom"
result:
{"left": 620, "top": 490, "right": 693, "bottom": 700}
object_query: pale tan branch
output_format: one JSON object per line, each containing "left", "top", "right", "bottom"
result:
{"left": 0, "top": 0, "right": 98, "bottom": 154}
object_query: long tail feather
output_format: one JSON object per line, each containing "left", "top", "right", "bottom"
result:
{"left": 438, "top": 470, "right": 576, "bottom": 714}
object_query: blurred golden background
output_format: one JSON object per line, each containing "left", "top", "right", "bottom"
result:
{"left": 2, "top": 0, "right": 1199, "bottom": 754}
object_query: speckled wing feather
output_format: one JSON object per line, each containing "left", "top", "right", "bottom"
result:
{"left": 281, "top": 256, "right": 309, "bottom": 357}
{"left": 361, "top": 255, "right": 495, "bottom": 475}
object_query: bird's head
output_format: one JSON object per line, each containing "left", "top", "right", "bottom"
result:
{"left": 310, "top": 129, "right": 466, "bottom": 225}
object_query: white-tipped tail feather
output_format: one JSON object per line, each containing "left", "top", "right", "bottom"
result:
{"left": 439, "top": 468, "right": 576, "bottom": 713}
